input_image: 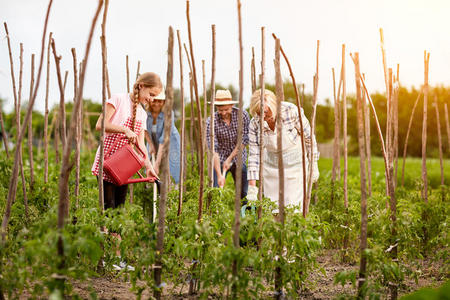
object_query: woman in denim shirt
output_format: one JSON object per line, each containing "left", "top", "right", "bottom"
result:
{"left": 146, "top": 88, "right": 181, "bottom": 184}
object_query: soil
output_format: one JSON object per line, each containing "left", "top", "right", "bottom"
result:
{"left": 17, "top": 250, "right": 447, "bottom": 299}
{"left": 68, "top": 250, "right": 447, "bottom": 299}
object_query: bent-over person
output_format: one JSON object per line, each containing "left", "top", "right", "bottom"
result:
{"left": 206, "top": 89, "right": 250, "bottom": 199}
{"left": 246, "top": 89, "right": 319, "bottom": 214}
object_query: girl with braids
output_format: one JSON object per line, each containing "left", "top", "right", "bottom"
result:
{"left": 92, "top": 72, "right": 162, "bottom": 210}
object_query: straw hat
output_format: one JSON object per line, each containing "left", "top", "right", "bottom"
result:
{"left": 213, "top": 89, "right": 238, "bottom": 105}
{"left": 153, "top": 87, "right": 166, "bottom": 100}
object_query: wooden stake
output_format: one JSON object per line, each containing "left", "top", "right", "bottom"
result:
{"left": 362, "top": 74, "right": 372, "bottom": 196}
{"left": 154, "top": 26, "right": 174, "bottom": 300}
{"left": 177, "top": 29, "right": 186, "bottom": 216}
{"left": 251, "top": 46, "right": 256, "bottom": 93}
{"left": 380, "top": 29, "right": 391, "bottom": 199}
{"left": 51, "top": 38, "right": 67, "bottom": 148}
{"left": 358, "top": 71, "right": 397, "bottom": 300}
{"left": 98, "top": 0, "right": 109, "bottom": 211}
{"left": 305, "top": 40, "right": 319, "bottom": 214}
{"left": 434, "top": 98, "right": 444, "bottom": 185}
{"left": 27, "top": 54, "right": 35, "bottom": 190}
{"left": 202, "top": 59, "right": 209, "bottom": 182}
{"left": 18, "top": 43, "right": 23, "bottom": 132}
{"left": 18, "top": 45, "right": 29, "bottom": 221}
{"left": 55, "top": 109, "right": 60, "bottom": 164}
{"left": 3, "top": 23, "right": 17, "bottom": 159}
{"left": 0, "top": 104, "right": 9, "bottom": 158}
{"left": 274, "top": 37, "right": 285, "bottom": 299}
{"left": 332, "top": 68, "right": 340, "bottom": 185}
{"left": 135, "top": 60, "right": 140, "bottom": 80}
{"left": 422, "top": 51, "right": 430, "bottom": 203}
{"left": 56, "top": 2, "right": 103, "bottom": 293}
{"left": 393, "top": 65, "right": 399, "bottom": 188}
{"left": 401, "top": 92, "right": 421, "bottom": 186}
{"left": 44, "top": 33, "right": 52, "bottom": 184}
{"left": 2, "top": 0, "right": 54, "bottom": 243}
{"left": 444, "top": 103, "right": 450, "bottom": 150}
{"left": 258, "top": 27, "right": 265, "bottom": 219}
{"left": 209, "top": 25, "right": 216, "bottom": 190}
{"left": 186, "top": 0, "right": 205, "bottom": 222}
{"left": 72, "top": 48, "right": 81, "bottom": 205}
{"left": 342, "top": 45, "right": 348, "bottom": 210}
{"left": 126, "top": 55, "right": 130, "bottom": 93}
{"left": 351, "top": 53, "right": 368, "bottom": 297}
{"left": 272, "top": 33, "right": 307, "bottom": 216}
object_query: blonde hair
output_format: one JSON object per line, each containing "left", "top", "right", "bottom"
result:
{"left": 249, "top": 89, "right": 278, "bottom": 118}
{"left": 131, "top": 72, "right": 162, "bottom": 131}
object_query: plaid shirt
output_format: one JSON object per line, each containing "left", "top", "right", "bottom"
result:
{"left": 247, "top": 101, "right": 319, "bottom": 180}
{"left": 206, "top": 107, "right": 250, "bottom": 165}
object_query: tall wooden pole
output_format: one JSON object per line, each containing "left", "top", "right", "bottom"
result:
{"left": 186, "top": 0, "right": 205, "bottom": 222}
{"left": 51, "top": 38, "right": 67, "bottom": 150}
{"left": 177, "top": 30, "right": 186, "bottom": 216}
{"left": 126, "top": 55, "right": 130, "bottom": 93}
{"left": 358, "top": 72, "right": 397, "bottom": 300}
{"left": 2, "top": 23, "right": 19, "bottom": 159}
{"left": 209, "top": 25, "right": 216, "bottom": 189}
{"left": 393, "top": 65, "right": 399, "bottom": 188}
{"left": 251, "top": 46, "right": 256, "bottom": 93}
{"left": 332, "top": 68, "right": 340, "bottom": 185}
{"left": 257, "top": 27, "right": 265, "bottom": 220}
{"left": 27, "top": 54, "right": 35, "bottom": 191}
{"left": 202, "top": 59, "right": 209, "bottom": 182}
{"left": 401, "top": 92, "right": 421, "bottom": 186}
{"left": 380, "top": 29, "right": 391, "bottom": 199}
{"left": 342, "top": 45, "right": 348, "bottom": 210}
{"left": 422, "top": 52, "right": 430, "bottom": 203}
{"left": 231, "top": 1, "right": 244, "bottom": 297}
{"left": 363, "top": 74, "right": 372, "bottom": 196}
{"left": 272, "top": 33, "right": 307, "bottom": 216}
{"left": 98, "top": 0, "right": 109, "bottom": 209}
{"left": 274, "top": 38, "right": 285, "bottom": 299}
{"left": 306, "top": 40, "right": 319, "bottom": 214}
{"left": 72, "top": 48, "right": 80, "bottom": 204}
{"left": 44, "top": 33, "right": 52, "bottom": 184}
{"left": 154, "top": 26, "right": 174, "bottom": 300}
{"left": 17, "top": 44, "right": 29, "bottom": 211}
{"left": 56, "top": 2, "right": 103, "bottom": 293}
{"left": 433, "top": 98, "right": 444, "bottom": 185}
{"left": 188, "top": 73, "right": 197, "bottom": 168}
{"left": 2, "top": 0, "right": 54, "bottom": 242}
{"left": 444, "top": 103, "right": 450, "bottom": 150}
{"left": 135, "top": 60, "right": 140, "bottom": 80}
{"left": 0, "top": 104, "right": 9, "bottom": 158}
{"left": 183, "top": 43, "right": 197, "bottom": 168}
{"left": 4, "top": 26, "right": 28, "bottom": 207}
{"left": 351, "top": 53, "right": 368, "bottom": 298}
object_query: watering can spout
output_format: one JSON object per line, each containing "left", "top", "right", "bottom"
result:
{"left": 127, "top": 176, "right": 158, "bottom": 184}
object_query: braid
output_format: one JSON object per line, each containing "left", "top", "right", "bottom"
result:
{"left": 131, "top": 72, "right": 163, "bottom": 133}
{"left": 132, "top": 83, "right": 139, "bottom": 132}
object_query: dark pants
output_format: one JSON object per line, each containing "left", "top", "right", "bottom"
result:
{"left": 213, "top": 163, "right": 248, "bottom": 200}
{"left": 103, "top": 180, "right": 128, "bottom": 210}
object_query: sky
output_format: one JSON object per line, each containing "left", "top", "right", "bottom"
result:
{"left": 1, "top": 0, "right": 450, "bottom": 114}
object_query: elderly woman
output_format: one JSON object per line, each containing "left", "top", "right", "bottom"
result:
{"left": 246, "top": 89, "right": 319, "bottom": 213}
{"left": 146, "top": 88, "right": 181, "bottom": 185}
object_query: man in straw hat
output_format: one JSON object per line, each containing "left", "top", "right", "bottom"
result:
{"left": 206, "top": 89, "right": 250, "bottom": 199}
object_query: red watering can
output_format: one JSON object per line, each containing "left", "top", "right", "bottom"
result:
{"left": 103, "top": 137, "right": 157, "bottom": 186}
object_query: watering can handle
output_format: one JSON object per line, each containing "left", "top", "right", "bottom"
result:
{"left": 105, "top": 135, "right": 147, "bottom": 159}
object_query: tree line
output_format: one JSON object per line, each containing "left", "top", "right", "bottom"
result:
{"left": 1, "top": 83, "right": 449, "bottom": 158}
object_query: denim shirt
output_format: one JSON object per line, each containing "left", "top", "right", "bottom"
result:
{"left": 146, "top": 111, "right": 181, "bottom": 184}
